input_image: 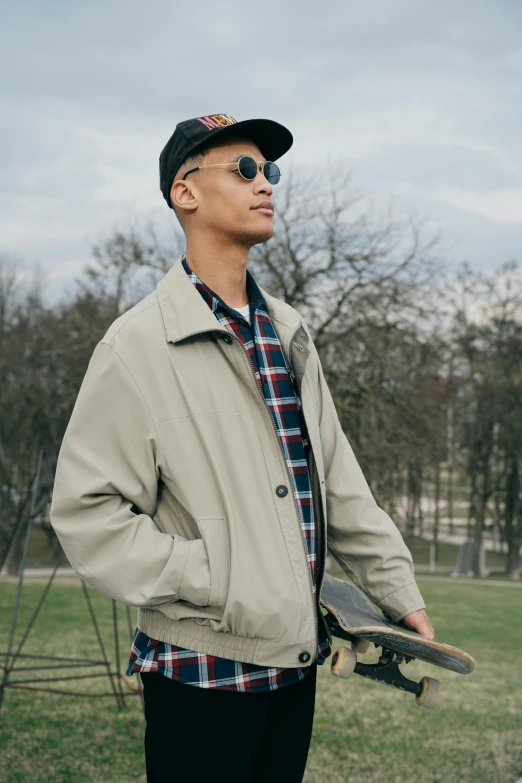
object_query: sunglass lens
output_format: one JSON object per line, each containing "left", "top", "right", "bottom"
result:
{"left": 237, "top": 157, "right": 281, "bottom": 184}
{"left": 263, "top": 162, "right": 280, "bottom": 184}
{"left": 238, "top": 156, "right": 258, "bottom": 179}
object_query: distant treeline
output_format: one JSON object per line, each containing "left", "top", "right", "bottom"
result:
{"left": 1, "top": 164, "right": 521, "bottom": 578}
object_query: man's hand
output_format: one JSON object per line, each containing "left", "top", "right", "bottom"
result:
{"left": 402, "top": 609, "right": 435, "bottom": 640}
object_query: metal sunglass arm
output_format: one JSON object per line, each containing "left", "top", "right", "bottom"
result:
{"left": 182, "top": 158, "right": 280, "bottom": 181}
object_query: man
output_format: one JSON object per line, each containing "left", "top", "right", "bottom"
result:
{"left": 50, "top": 113, "right": 434, "bottom": 783}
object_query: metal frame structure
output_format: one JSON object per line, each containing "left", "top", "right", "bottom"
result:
{"left": 0, "top": 450, "right": 144, "bottom": 715}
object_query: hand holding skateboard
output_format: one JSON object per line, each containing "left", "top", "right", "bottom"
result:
{"left": 402, "top": 608, "right": 435, "bottom": 640}
{"left": 320, "top": 574, "right": 476, "bottom": 710}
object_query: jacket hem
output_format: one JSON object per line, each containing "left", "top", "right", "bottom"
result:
{"left": 137, "top": 608, "right": 317, "bottom": 668}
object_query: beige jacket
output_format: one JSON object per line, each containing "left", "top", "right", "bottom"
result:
{"left": 49, "top": 253, "right": 426, "bottom": 669}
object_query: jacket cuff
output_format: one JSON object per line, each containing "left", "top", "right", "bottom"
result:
{"left": 375, "top": 581, "right": 426, "bottom": 622}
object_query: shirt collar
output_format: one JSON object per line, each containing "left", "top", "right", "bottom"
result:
{"left": 181, "top": 254, "right": 266, "bottom": 321}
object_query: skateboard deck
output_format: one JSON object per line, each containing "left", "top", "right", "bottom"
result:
{"left": 320, "top": 573, "right": 476, "bottom": 708}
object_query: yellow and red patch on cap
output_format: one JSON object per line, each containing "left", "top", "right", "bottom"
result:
{"left": 196, "top": 114, "right": 237, "bottom": 131}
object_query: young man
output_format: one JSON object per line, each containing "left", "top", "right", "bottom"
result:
{"left": 50, "top": 113, "right": 434, "bottom": 783}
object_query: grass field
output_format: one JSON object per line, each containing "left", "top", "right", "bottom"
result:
{"left": 1, "top": 576, "right": 521, "bottom": 783}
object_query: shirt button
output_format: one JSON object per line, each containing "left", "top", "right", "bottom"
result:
{"left": 222, "top": 334, "right": 233, "bottom": 344}
{"left": 275, "top": 485, "right": 288, "bottom": 497}
{"left": 298, "top": 651, "right": 311, "bottom": 663}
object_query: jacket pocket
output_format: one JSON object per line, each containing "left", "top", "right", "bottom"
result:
{"left": 195, "top": 516, "right": 231, "bottom": 611}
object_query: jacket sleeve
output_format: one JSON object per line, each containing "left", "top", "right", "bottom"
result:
{"left": 315, "top": 352, "right": 426, "bottom": 622}
{"left": 49, "top": 340, "right": 211, "bottom": 608}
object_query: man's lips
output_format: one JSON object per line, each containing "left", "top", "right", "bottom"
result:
{"left": 252, "top": 202, "right": 274, "bottom": 212}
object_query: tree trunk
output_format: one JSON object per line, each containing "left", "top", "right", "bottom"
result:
{"left": 504, "top": 454, "right": 521, "bottom": 580}
{"left": 404, "top": 462, "right": 418, "bottom": 549}
{"left": 446, "top": 403, "right": 455, "bottom": 535}
{"left": 472, "top": 503, "right": 485, "bottom": 577}
{"left": 433, "top": 460, "right": 441, "bottom": 560}
{"left": 4, "top": 518, "right": 25, "bottom": 576}
{"left": 506, "top": 540, "right": 521, "bottom": 580}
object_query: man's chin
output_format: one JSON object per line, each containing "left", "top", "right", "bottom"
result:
{"left": 251, "top": 223, "right": 274, "bottom": 243}
{"left": 234, "top": 221, "right": 274, "bottom": 247}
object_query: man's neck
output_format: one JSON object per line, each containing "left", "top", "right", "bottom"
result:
{"left": 184, "top": 241, "right": 250, "bottom": 309}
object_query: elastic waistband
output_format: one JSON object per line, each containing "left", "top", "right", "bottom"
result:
{"left": 137, "top": 608, "right": 260, "bottom": 662}
{"left": 136, "top": 607, "right": 317, "bottom": 669}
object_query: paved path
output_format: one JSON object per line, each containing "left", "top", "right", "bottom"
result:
{"left": 0, "top": 567, "right": 77, "bottom": 578}
{"left": 416, "top": 574, "right": 522, "bottom": 588}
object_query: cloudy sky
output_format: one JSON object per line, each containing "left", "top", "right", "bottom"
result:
{"left": 2, "top": 0, "right": 521, "bottom": 302}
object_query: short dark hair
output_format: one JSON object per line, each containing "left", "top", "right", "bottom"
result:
{"left": 171, "top": 131, "right": 253, "bottom": 224}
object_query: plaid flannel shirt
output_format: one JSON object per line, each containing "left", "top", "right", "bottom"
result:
{"left": 126, "top": 255, "right": 331, "bottom": 691}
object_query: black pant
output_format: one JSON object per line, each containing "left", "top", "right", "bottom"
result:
{"left": 140, "top": 663, "right": 317, "bottom": 782}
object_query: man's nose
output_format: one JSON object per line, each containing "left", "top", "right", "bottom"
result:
{"left": 254, "top": 170, "right": 273, "bottom": 194}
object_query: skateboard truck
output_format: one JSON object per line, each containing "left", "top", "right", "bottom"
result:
{"left": 326, "top": 615, "right": 442, "bottom": 709}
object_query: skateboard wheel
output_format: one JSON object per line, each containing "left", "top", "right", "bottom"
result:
{"left": 415, "top": 676, "right": 442, "bottom": 709}
{"left": 330, "top": 646, "right": 357, "bottom": 679}
{"left": 351, "top": 638, "right": 370, "bottom": 654}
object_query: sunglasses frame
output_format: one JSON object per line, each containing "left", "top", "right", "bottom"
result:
{"left": 181, "top": 155, "right": 281, "bottom": 184}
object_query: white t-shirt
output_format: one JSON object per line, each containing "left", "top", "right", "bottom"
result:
{"left": 233, "top": 303, "right": 250, "bottom": 324}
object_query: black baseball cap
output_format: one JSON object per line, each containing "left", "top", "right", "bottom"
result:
{"left": 159, "top": 113, "right": 293, "bottom": 209}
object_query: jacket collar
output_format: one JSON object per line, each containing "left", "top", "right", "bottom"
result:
{"left": 156, "top": 253, "right": 301, "bottom": 344}
{"left": 181, "top": 254, "right": 267, "bottom": 325}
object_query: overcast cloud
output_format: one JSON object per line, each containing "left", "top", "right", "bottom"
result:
{"left": 1, "top": 0, "right": 521, "bottom": 302}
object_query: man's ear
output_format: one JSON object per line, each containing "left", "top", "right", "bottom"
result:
{"left": 171, "top": 179, "right": 198, "bottom": 217}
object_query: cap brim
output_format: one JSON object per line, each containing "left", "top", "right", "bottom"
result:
{"left": 187, "top": 118, "right": 293, "bottom": 162}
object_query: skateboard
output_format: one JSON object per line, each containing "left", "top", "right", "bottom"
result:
{"left": 320, "top": 573, "right": 476, "bottom": 709}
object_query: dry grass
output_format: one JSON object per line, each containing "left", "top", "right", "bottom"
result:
{"left": 0, "top": 576, "right": 521, "bottom": 782}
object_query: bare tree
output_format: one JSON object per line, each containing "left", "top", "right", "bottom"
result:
{"left": 2, "top": 161, "right": 521, "bottom": 580}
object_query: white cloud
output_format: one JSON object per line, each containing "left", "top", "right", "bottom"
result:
{"left": 429, "top": 187, "right": 522, "bottom": 224}
{"left": 1, "top": 0, "right": 522, "bottom": 288}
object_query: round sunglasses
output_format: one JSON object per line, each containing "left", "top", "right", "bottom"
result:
{"left": 182, "top": 155, "right": 281, "bottom": 185}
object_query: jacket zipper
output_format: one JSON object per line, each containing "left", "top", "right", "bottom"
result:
{"left": 311, "top": 454, "right": 333, "bottom": 647}
{"left": 288, "top": 335, "right": 328, "bottom": 654}
{"left": 172, "top": 324, "right": 322, "bottom": 657}
{"left": 289, "top": 337, "right": 333, "bottom": 649}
